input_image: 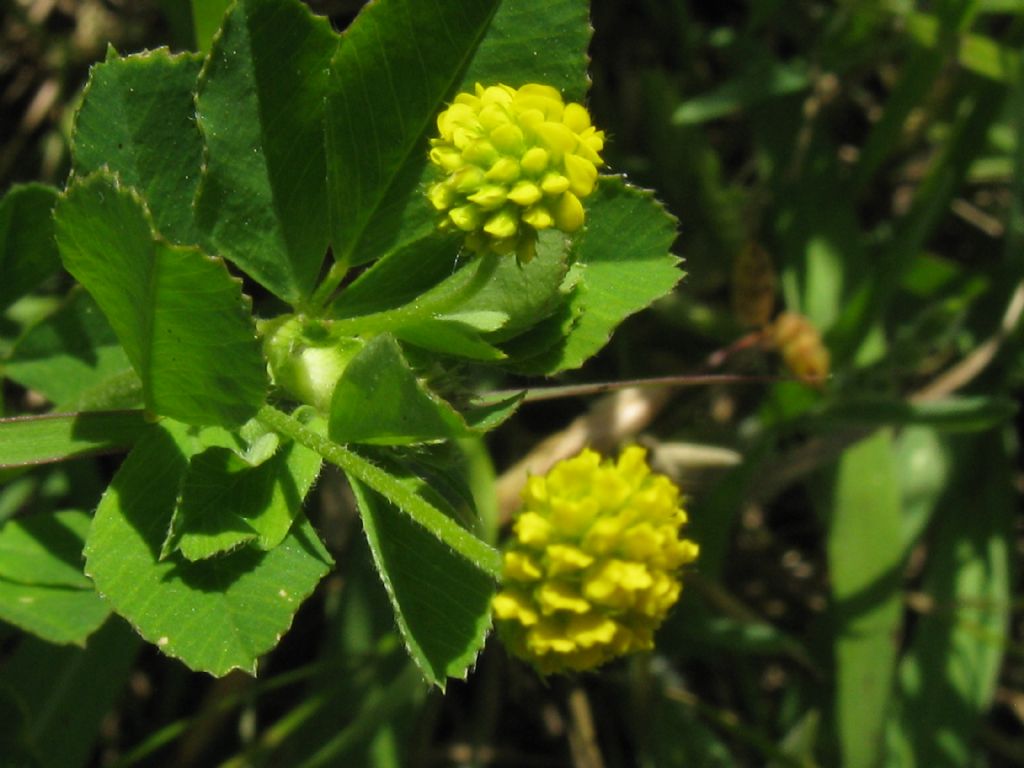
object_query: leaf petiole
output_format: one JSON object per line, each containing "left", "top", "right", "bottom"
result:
{"left": 256, "top": 405, "right": 503, "bottom": 580}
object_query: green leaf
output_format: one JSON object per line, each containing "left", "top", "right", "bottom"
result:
{"left": 431, "top": 229, "right": 572, "bottom": 342}
{"left": 195, "top": 0, "right": 338, "bottom": 304}
{"left": 0, "top": 579, "right": 110, "bottom": 647}
{"left": 258, "top": 405, "right": 502, "bottom": 579}
{"left": 0, "top": 184, "right": 60, "bottom": 313}
{"left": 0, "top": 411, "right": 148, "bottom": 469}
{"left": 0, "top": 510, "right": 93, "bottom": 588}
{"left": 0, "top": 687, "right": 37, "bottom": 768}
{"left": 459, "top": 0, "right": 591, "bottom": 101}
{"left": 357, "top": 444, "right": 485, "bottom": 536}
{"left": 672, "top": 60, "right": 810, "bottom": 125}
{"left": 333, "top": 230, "right": 571, "bottom": 360}
{"left": 164, "top": 437, "right": 322, "bottom": 561}
{"left": 326, "top": 0, "right": 591, "bottom": 267}
{"left": 191, "top": 0, "right": 232, "bottom": 52}
{"left": 886, "top": 433, "right": 1013, "bottom": 767}
{"left": 3, "top": 290, "right": 140, "bottom": 411}
{"left": 350, "top": 479, "right": 495, "bottom": 689}
{"left": 0, "top": 510, "right": 110, "bottom": 646}
{"left": 394, "top": 320, "right": 507, "bottom": 361}
{"left": 775, "top": 167, "right": 863, "bottom": 334}
{"left": 54, "top": 172, "right": 267, "bottom": 428}
{"left": 327, "top": 241, "right": 511, "bottom": 359}
{"left": 510, "top": 178, "right": 682, "bottom": 373}
{"left": 904, "top": 11, "right": 1019, "bottom": 83}
{"left": 894, "top": 427, "right": 951, "bottom": 550}
{"left": 0, "top": 619, "right": 140, "bottom": 768}
{"left": 825, "top": 430, "right": 904, "bottom": 768}
{"left": 806, "top": 395, "right": 1017, "bottom": 433}
{"left": 72, "top": 47, "right": 204, "bottom": 245}
{"left": 461, "top": 390, "right": 524, "bottom": 433}
{"left": 329, "top": 334, "right": 472, "bottom": 445}
{"left": 833, "top": 73, "right": 1005, "bottom": 362}
{"left": 325, "top": 0, "right": 501, "bottom": 266}
{"left": 84, "top": 419, "right": 333, "bottom": 676}
{"left": 330, "top": 233, "right": 464, "bottom": 319}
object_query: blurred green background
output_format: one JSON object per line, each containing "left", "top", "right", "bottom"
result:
{"left": 1, "top": 1, "right": 1022, "bottom": 766}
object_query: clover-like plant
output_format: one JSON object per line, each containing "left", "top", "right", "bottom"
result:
{"left": 0, "top": 0, "right": 683, "bottom": 687}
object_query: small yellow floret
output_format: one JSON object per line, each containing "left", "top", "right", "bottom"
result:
{"left": 427, "top": 82, "right": 606, "bottom": 261}
{"left": 493, "top": 446, "right": 698, "bottom": 675}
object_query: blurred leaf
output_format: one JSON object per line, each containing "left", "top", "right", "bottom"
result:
{"left": 978, "top": 0, "right": 1024, "bottom": 10}
{"left": 0, "top": 511, "right": 109, "bottom": 646}
{"left": 675, "top": 615, "right": 813, "bottom": 663}
{"left": 3, "top": 290, "right": 139, "bottom": 412}
{"left": 330, "top": 0, "right": 592, "bottom": 267}
{"left": 904, "top": 12, "right": 1020, "bottom": 83}
{"left": 825, "top": 430, "right": 904, "bottom": 768}
{"left": 644, "top": 688, "right": 735, "bottom": 767}
{"left": 852, "top": 3, "right": 980, "bottom": 195}
{"left": 770, "top": 710, "right": 820, "bottom": 768}
{"left": 886, "top": 433, "right": 1013, "bottom": 767}
{"left": 806, "top": 395, "right": 1016, "bottom": 433}
{"left": 0, "top": 411, "right": 147, "bottom": 469}
{"left": 0, "top": 184, "right": 60, "bottom": 313}
{"left": 0, "top": 619, "right": 140, "bottom": 768}
{"left": 893, "top": 427, "right": 952, "bottom": 549}
{"left": 508, "top": 177, "right": 681, "bottom": 373}
{"left": 672, "top": 61, "right": 810, "bottom": 125}
{"left": 298, "top": 662, "right": 423, "bottom": 767}
{"left": 253, "top": 543, "right": 423, "bottom": 767}
{"left": 191, "top": 0, "right": 232, "bottom": 51}
{"left": 84, "top": 419, "right": 333, "bottom": 676}
{"left": 0, "top": 578, "right": 109, "bottom": 647}
{"left": 776, "top": 175, "right": 863, "bottom": 334}
{"left": 72, "top": 48, "right": 204, "bottom": 245}
{"left": 0, "top": 510, "right": 93, "bottom": 588}
{"left": 0, "top": 687, "right": 37, "bottom": 767}
{"left": 55, "top": 172, "right": 268, "bottom": 428}
{"left": 349, "top": 478, "right": 495, "bottom": 689}
{"left": 835, "top": 73, "right": 1006, "bottom": 362}
{"left": 195, "top": 0, "right": 338, "bottom": 304}
{"left": 164, "top": 437, "right": 322, "bottom": 561}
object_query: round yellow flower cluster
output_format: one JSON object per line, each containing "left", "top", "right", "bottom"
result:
{"left": 427, "top": 83, "right": 605, "bottom": 262}
{"left": 493, "top": 446, "right": 698, "bottom": 674}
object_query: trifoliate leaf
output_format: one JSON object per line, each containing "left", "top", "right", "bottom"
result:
{"left": 54, "top": 172, "right": 267, "bottom": 428}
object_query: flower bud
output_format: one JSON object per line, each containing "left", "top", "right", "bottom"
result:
{"left": 262, "top": 316, "right": 364, "bottom": 411}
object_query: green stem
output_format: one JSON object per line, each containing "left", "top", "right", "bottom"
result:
{"left": 323, "top": 249, "right": 498, "bottom": 333}
{"left": 256, "top": 405, "right": 502, "bottom": 579}
{"left": 309, "top": 259, "right": 350, "bottom": 312}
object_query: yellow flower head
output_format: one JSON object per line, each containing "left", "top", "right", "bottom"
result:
{"left": 493, "top": 447, "right": 698, "bottom": 674}
{"left": 427, "top": 83, "right": 605, "bottom": 262}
